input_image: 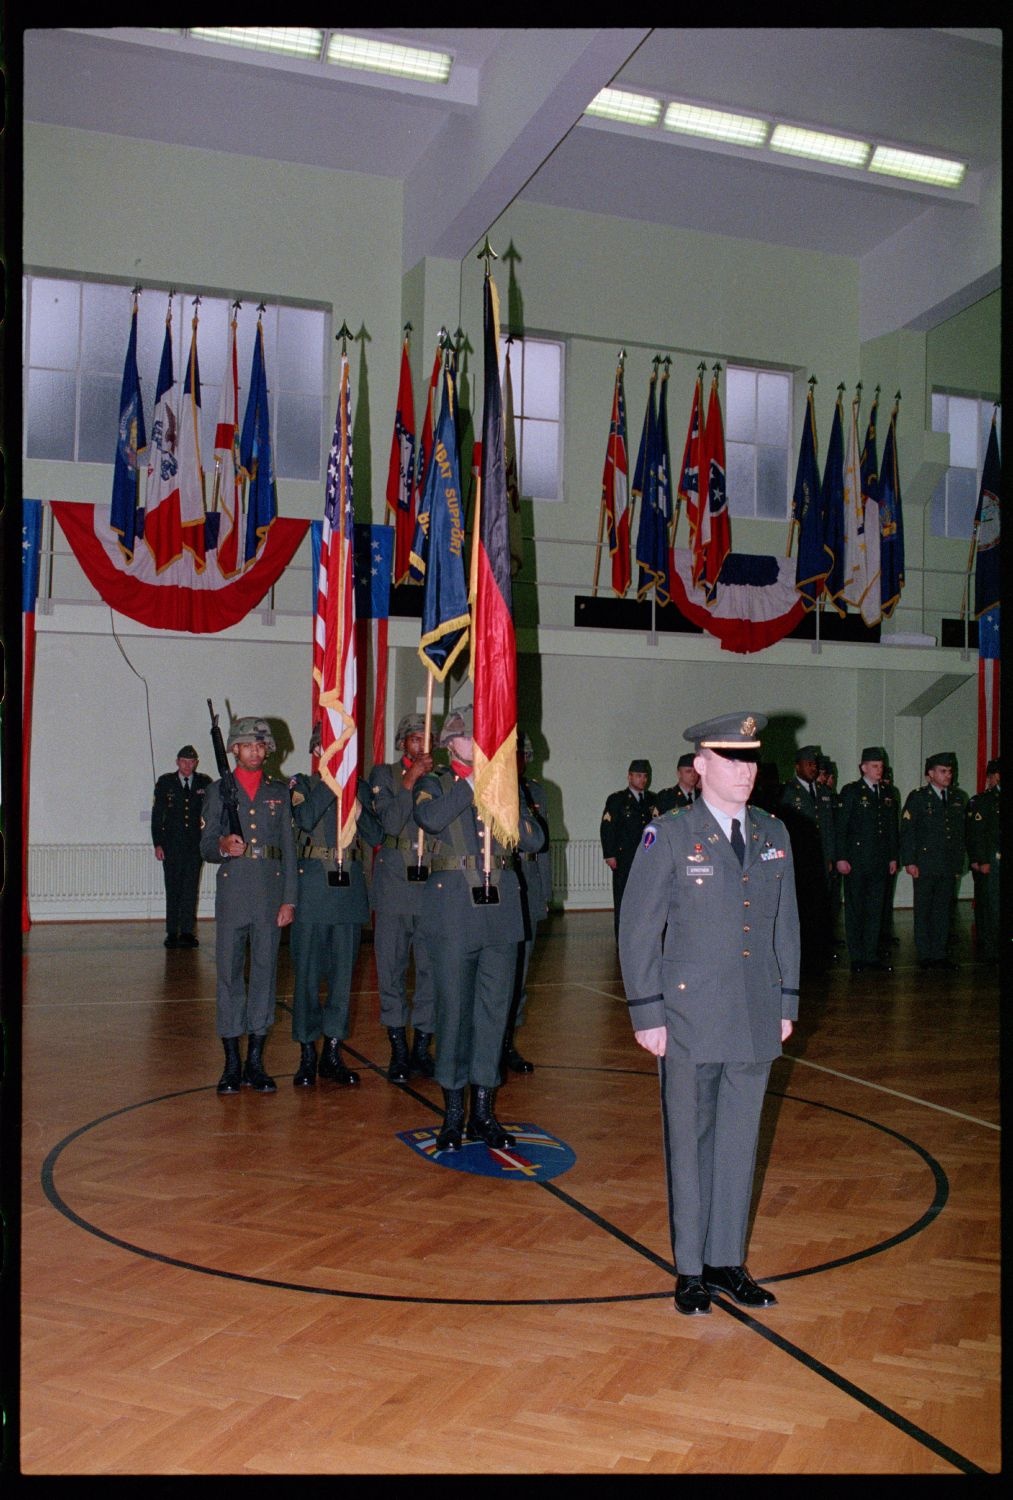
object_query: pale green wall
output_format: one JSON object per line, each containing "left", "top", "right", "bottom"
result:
{"left": 926, "top": 292, "right": 1001, "bottom": 397}
{"left": 22, "top": 124, "right": 990, "bottom": 907}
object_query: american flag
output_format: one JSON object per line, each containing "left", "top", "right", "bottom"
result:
{"left": 313, "top": 353, "right": 359, "bottom": 851}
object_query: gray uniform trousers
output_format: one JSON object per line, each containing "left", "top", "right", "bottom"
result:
{"left": 200, "top": 774, "right": 299, "bottom": 1038}
{"left": 414, "top": 770, "right": 544, "bottom": 1090}
{"left": 289, "top": 774, "right": 382, "bottom": 1044}
{"left": 367, "top": 761, "right": 436, "bottom": 1032}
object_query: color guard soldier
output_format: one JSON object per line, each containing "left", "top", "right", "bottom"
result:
{"left": 200, "top": 717, "right": 298, "bottom": 1094}
{"left": 966, "top": 758, "right": 1000, "bottom": 964}
{"left": 368, "top": 713, "right": 438, "bottom": 1083}
{"left": 600, "top": 758, "right": 653, "bottom": 940}
{"left": 288, "top": 724, "right": 384, "bottom": 1087}
{"left": 151, "top": 744, "right": 211, "bottom": 947}
{"left": 619, "top": 711, "right": 800, "bottom": 1316}
{"left": 899, "top": 751, "right": 968, "bottom": 971}
{"left": 505, "top": 730, "right": 552, "bottom": 1076}
{"left": 412, "top": 707, "right": 544, "bottom": 1152}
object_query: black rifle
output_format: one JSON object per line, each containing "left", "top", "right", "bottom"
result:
{"left": 207, "top": 699, "right": 244, "bottom": 840}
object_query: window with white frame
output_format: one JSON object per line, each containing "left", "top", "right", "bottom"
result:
{"left": 498, "top": 335, "right": 564, "bottom": 501}
{"left": 22, "top": 275, "right": 328, "bottom": 482}
{"left": 930, "top": 392, "right": 1001, "bottom": 539}
{"left": 723, "top": 364, "right": 792, "bottom": 519}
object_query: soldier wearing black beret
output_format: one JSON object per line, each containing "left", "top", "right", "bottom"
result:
{"left": 619, "top": 712, "right": 800, "bottom": 1318}
{"left": 651, "top": 752, "right": 701, "bottom": 817}
{"left": 966, "top": 758, "right": 1000, "bottom": 963}
{"left": 834, "top": 747, "right": 899, "bottom": 973}
{"left": 777, "top": 745, "right": 837, "bottom": 974}
{"left": 600, "top": 758, "right": 654, "bottom": 940}
{"left": 151, "top": 744, "right": 211, "bottom": 948}
{"left": 900, "top": 752, "right": 968, "bottom": 971}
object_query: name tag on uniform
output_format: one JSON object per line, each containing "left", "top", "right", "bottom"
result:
{"left": 760, "top": 848, "right": 785, "bottom": 861}
{"left": 687, "top": 864, "right": 713, "bottom": 876}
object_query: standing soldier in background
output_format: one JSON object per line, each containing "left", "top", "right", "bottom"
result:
{"left": 651, "top": 752, "right": 701, "bottom": 815}
{"left": 288, "top": 724, "right": 384, "bottom": 1087}
{"left": 899, "top": 751, "right": 968, "bottom": 972}
{"left": 504, "top": 730, "right": 552, "bottom": 1077}
{"left": 834, "top": 746, "right": 899, "bottom": 974}
{"left": 778, "top": 745, "right": 836, "bottom": 975}
{"left": 413, "top": 707, "right": 544, "bottom": 1152}
{"left": 600, "top": 759, "right": 653, "bottom": 941}
{"left": 966, "top": 758, "right": 1000, "bottom": 965}
{"left": 368, "top": 713, "right": 438, "bottom": 1083}
{"left": 200, "top": 717, "right": 297, "bottom": 1094}
{"left": 152, "top": 744, "right": 211, "bottom": 948}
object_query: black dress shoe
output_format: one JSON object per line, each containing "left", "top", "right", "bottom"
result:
{"left": 179, "top": 932, "right": 199, "bottom": 948}
{"left": 702, "top": 1264, "right": 777, "bottom": 1308}
{"left": 674, "top": 1275, "right": 711, "bottom": 1315}
{"left": 164, "top": 934, "right": 179, "bottom": 948}
{"left": 503, "top": 1044, "right": 534, "bottom": 1074}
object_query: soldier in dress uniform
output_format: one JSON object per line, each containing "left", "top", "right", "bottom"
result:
{"left": 151, "top": 744, "right": 211, "bottom": 947}
{"left": 200, "top": 717, "right": 298, "bottom": 1095}
{"left": 412, "top": 707, "right": 544, "bottom": 1152}
{"left": 899, "top": 751, "right": 968, "bottom": 971}
{"left": 651, "top": 752, "right": 701, "bottom": 816}
{"left": 619, "top": 711, "right": 800, "bottom": 1317}
{"left": 966, "top": 758, "right": 1000, "bottom": 964}
{"left": 777, "top": 745, "right": 837, "bottom": 975}
{"left": 834, "top": 746, "right": 899, "bottom": 974}
{"left": 600, "top": 758, "right": 653, "bottom": 940}
{"left": 367, "top": 712, "right": 438, "bottom": 1083}
{"left": 504, "top": 730, "right": 552, "bottom": 1076}
{"left": 287, "top": 724, "right": 384, "bottom": 1087}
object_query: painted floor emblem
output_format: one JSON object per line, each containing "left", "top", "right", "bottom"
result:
{"left": 398, "top": 1121, "right": 576, "bottom": 1180}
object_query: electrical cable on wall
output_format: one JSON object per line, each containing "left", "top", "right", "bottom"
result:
{"left": 108, "top": 608, "right": 157, "bottom": 788}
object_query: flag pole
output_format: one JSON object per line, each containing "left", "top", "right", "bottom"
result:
{"left": 476, "top": 237, "right": 497, "bottom": 894}
{"left": 334, "top": 322, "right": 355, "bottom": 872}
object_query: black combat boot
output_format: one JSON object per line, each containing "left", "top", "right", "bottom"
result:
{"left": 435, "top": 1087, "right": 466, "bottom": 1151}
{"left": 217, "top": 1036, "right": 242, "bottom": 1095}
{"left": 319, "top": 1036, "right": 360, "bottom": 1086}
{"left": 242, "top": 1034, "right": 277, "bottom": 1093}
{"left": 501, "top": 1026, "right": 534, "bottom": 1076}
{"left": 386, "top": 1027, "right": 411, "bottom": 1082}
{"left": 465, "top": 1085, "right": 515, "bottom": 1148}
{"left": 409, "top": 1029, "right": 435, "bottom": 1078}
{"left": 293, "top": 1041, "right": 317, "bottom": 1087}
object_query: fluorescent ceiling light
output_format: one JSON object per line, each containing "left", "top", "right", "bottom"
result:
{"left": 663, "top": 101, "right": 767, "bottom": 148}
{"left": 869, "top": 145, "right": 966, "bottom": 188}
{"left": 325, "top": 32, "right": 452, "bottom": 83}
{"left": 189, "top": 27, "right": 324, "bottom": 61}
{"left": 770, "top": 123, "right": 870, "bottom": 168}
{"left": 586, "top": 88, "right": 662, "bottom": 128}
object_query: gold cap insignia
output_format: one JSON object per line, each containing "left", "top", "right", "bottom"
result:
{"left": 740, "top": 716, "right": 756, "bottom": 736}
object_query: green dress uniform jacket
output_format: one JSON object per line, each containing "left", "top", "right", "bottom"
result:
{"left": 200, "top": 773, "right": 299, "bottom": 1038}
{"left": 834, "top": 777, "right": 899, "bottom": 965}
{"left": 619, "top": 800, "right": 800, "bottom": 1275}
{"left": 650, "top": 785, "right": 698, "bottom": 817}
{"left": 600, "top": 786, "right": 654, "bottom": 937}
{"left": 151, "top": 769, "right": 211, "bottom": 939}
{"left": 898, "top": 783, "right": 968, "bottom": 965}
{"left": 413, "top": 769, "right": 544, "bottom": 1089}
{"left": 366, "top": 759, "right": 438, "bottom": 1031}
{"left": 966, "top": 785, "right": 1000, "bottom": 961}
{"left": 287, "top": 774, "right": 383, "bottom": 1044}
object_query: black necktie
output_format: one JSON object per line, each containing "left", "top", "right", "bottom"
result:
{"left": 941, "top": 789, "right": 948, "bottom": 806}
{"left": 730, "top": 817, "right": 745, "bottom": 865}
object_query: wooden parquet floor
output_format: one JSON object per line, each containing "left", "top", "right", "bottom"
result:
{"left": 14, "top": 908, "right": 1000, "bottom": 1475}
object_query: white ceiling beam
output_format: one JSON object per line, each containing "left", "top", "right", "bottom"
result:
{"left": 401, "top": 28, "right": 651, "bottom": 271}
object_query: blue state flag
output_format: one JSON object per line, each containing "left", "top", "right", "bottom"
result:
{"left": 239, "top": 320, "right": 278, "bottom": 563}
{"left": 634, "top": 373, "right": 666, "bottom": 599}
{"left": 109, "top": 302, "right": 148, "bottom": 562}
{"left": 821, "top": 395, "right": 847, "bottom": 614}
{"left": 878, "top": 406, "right": 905, "bottom": 618}
{"left": 417, "top": 368, "right": 470, "bottom": 680}
{"left": 974, "top": 413, "right": 1000, "bottom": 617}
{"left": 793, "top": 387, "right": 828, "bottom": 610}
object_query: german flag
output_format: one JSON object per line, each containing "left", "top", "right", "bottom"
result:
{"left": 469, "top": 270, "right": 519, "bottom": 848}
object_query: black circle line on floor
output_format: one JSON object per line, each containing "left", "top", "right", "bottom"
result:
{"left": 40, "top": 1084, "right": 946, "bottom": 1301}
{"left": 37, "top": 1085, "right": 979, "bottom": 1475}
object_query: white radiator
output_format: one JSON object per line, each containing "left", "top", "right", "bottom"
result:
{"left": 27, "top": 839, "right": 613, "bottom": 920}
